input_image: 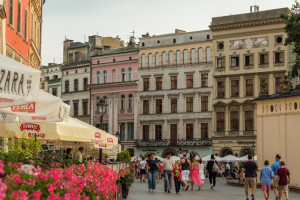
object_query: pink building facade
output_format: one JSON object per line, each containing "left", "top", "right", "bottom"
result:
{"left": 90, "top": 47, "right": 139, "bottom": 155}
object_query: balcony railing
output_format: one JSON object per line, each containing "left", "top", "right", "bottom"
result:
{"left": 134, "top": 139, "right": 212, "bottom": 147}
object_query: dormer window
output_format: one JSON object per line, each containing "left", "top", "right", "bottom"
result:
{"left": 142, "top": 42, "right": 145, "bottom": 47}
{"left": 207, "top": 34, "right": 210, "bottom": 40}
{"left": 113, "top": 58, "right": 116, "bottom": 62}
{"left": 173, "top": 39, "right": 176, "bottom": 43}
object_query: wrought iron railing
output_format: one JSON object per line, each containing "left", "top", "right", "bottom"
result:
{"left": 134, "top": 139, "right": 212, "bottom": 147}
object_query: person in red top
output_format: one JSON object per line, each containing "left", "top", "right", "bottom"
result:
{"left": 173, "top": 163, "right": 182, "bottom": 194}
{"left": 277, "top": 161, "right": 290, "bottom": 200}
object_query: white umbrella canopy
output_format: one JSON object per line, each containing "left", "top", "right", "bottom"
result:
{"left": 202, "top": 155, "right": 222, "bottom": 162}
{"left": 238, "top": 155, "right": 258, "bottom": 162}
{"left": 0, "top": 54, "right": 40, "bottom": 108}
{"left": 171, "top": 156, "right": 180, "bottom": 161}
{"left": 220, "top": 155, "right": 239, "bottom": 162}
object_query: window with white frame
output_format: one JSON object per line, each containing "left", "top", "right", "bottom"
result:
{"left": 96, "top": 71, "right": 100, "bottom": 84}
{"left": 128, "top": 68, "right": 132, "bottom": 81}
{"left": 128, "top": 94, "right": 133, "bottom": 110}
{"left": 121, "top": 68, "right": 125, "bottom": 82}
{"left": 103, "top": 70, "right": 107, "bottom": 83}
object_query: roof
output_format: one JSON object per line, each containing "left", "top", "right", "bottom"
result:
{"left": 92, "top": 47, "right": 139, "bottom": 57}
{"left": 253, "top": 89, "right": 300, "bottom": 101}
{"left": 68, "top": 42, "right": 89, "bottom": 50}
{"left": 61, "top": 60, "right": 90, "bottom": 68}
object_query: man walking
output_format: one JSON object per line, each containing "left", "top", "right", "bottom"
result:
{"left": 162, "top": 152, "right": 175, "bottom": 193}
{"left": 139, "top": 157, "right": 147, "bottom": 183}
{"left": 180, "top": 154, "right": 191, "bottom": 191}
{"left": 271, "top": 154, "right": 281, "bottom": 200}
{"left": 241, "top": 154, "right": 261, "bottom": 200}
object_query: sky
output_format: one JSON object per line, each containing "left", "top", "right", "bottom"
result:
{"left": 41, "top": 0, "right": 295, "bottom": 65}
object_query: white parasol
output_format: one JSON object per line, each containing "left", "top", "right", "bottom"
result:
{"left": 220, "top": 155, "right": 239, "bottom": 162}
{"left": 202, "top": 155, "right": 222, "bottom": 162}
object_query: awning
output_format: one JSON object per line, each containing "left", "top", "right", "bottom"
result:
{"left": 220, "top": 155, "right": 239, "bottom": 162}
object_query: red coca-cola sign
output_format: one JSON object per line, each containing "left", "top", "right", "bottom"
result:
{"left": 107, "top": 138, "right": 113, "bottom": 143}
{"left": 94, "top": 132, "right": 101, "bottom": 139}
{"left": 11, "top": 102, "right": 36, "bottom": 113}
{"left": 20, "top": 123, "right": 40, "bottom": 132}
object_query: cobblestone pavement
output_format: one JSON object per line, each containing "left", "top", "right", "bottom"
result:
{"left": 127, "top": 178, "right": 300, "bottom": 200}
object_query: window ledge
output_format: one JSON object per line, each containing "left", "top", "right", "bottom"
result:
{"left": 244, "top": 65, "right": 254, "bottom": 70}
{"left": 8, "top": 24, "right": 15, "bottom": 30}
{"left": 274, "top": 63, "right": 284, "bottom": 67}
{"left": 216, "top": 67, "right": 225, "bottom": 72}
{"left": 230, "top": 66, "right": 240, "bottom": 71}
{"left": 259, "top": 64, "right": 269, "bottom": 68}
{"left": 16, "top": 32, "right": 22, "bottom": 38}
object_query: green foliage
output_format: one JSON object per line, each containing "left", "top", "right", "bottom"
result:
{"left": 117, "top": 150, "right": 131, "bottom": 163}
{"left": 121, "top": 168, "right": 135, "bottom": 189}
{"left": 281, "top": 1, "right": 300, "bottom": 78}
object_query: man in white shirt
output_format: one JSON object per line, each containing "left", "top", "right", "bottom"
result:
{"left": 225, "top": 162, "right": 231, "bottom": 177}
{"left": 186, "top": 150, "right": 190, "bottom": 159}
{"left": 162, "top": 152, "right": 175, "bottom": 193}
{"left": 139, "top": 157, "right": 147, "bottom": 183}
{"left": 75, "top": 147, "right": 84, "bottom": 162}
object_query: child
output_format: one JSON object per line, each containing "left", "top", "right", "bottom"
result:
{"left": 260, "top": 160, "right": 274, "bottom": 200}
{"left": 277, "top": 161, "right": 290, "bottom": 200}
{"left": 173, "top": 162, "right": 182, "bottom": 194}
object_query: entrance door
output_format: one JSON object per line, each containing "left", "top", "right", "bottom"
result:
{"left": 170, "top": 124, "right": 177, "bottom": 145}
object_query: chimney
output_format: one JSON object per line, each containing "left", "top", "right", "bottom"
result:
{"left": 250, "top": 5, "right": 259, "bottom": 13}
{"left": 63, "top": 39, "right": 73, "bottom": 64}
{"left": 175, "top": 29, "right": 186, "bottom": 34}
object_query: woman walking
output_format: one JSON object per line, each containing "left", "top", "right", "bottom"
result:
{"left": 206, "top": 154, "right": 218, "bottom": 190}
{"left": 190, "top": 157, "right": 202, "bottom": 191}
{"left": 220, "top": 163, "right": 225, "bottom": 181}
{"left": 146, "top": 153, "right": 159, "bottom": 192}
{"left": 198, "top": 159, "right": 206, "bottom": 188}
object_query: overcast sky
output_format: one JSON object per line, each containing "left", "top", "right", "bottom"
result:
{"left": 41, "top": 0, "right": 295, "bottom": 65}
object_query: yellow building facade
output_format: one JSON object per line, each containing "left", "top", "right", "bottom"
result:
{"left": 210, "top": 8, "right": 293, "bottom": 157}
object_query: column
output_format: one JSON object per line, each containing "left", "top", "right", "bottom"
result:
{"left": 163, "top": 94, "right": 168, "bottom": 113}
{"left": 179, "top": 119, "right": 184, "bottom": 139}
{"left": 195, "top": 93, "right": 199, "bottom": 112}
{"left": 134, "top": 94, "right": 138, "bottom": 140}
{"left": 179, "top": 93, "right": 184, "bottom": 113}
{"left": 78, "top": 99, "right": 83, "bottom": 116}
{"left": 108, "top": 94, "right": 113, "bottom": 134}
{"left": 163, "top": 120, "right": 168, "bottom": 139}
{"left": 90, "top": 95, "right": 94, "bottom": 125}
{"left": 113, "top": 93, "right": 118, "bottom": 135}
{"left": 240, "top": 75, "right": 244, "bottom": 98}
{"left": 150, "top": 96, "right": 154, "bottom": 114}
{"left": 125, "top": 123, "right": 128, "bottom": 141}
{"left": 269, "top": 73, "right": 274, "bottom": 95}
{"left": 225, "top": 106, "right": 229, "bottom": 136}
{"left": 194, "top": 119, "right": 199, "bottom": 139}
{"left": 150, "top": 122, "right": 154, "bottom": 140}
{"left": 239, "top": 105, "right": 244, "bottom": 136}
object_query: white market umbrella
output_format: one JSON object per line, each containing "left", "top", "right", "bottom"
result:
{"left": 220, "top": 155, "right": 239, "bottom": 162}
{"left": 171, "top": 156, "right": 180, "bottom": 161}
{"left": 0, "top": 54, "right": 40, "bottom": 107}
{"left": 237, "top": 155, "right": 257, "bottom": 162}
{"left": 202, "top": 155, "right": 222, "bottom": 162}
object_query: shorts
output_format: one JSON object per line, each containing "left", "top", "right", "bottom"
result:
{"left": 273, "top": 175, "right": 279, "bottom": 187}
{"left": 278, "top": 185, "right": 289, "bottom": 193}
{"left": 140, "top": 169, "right": 146, "bottom": 175}
{"left": 244, "top": 177, "right": 256, "bottom": 189}
{"left": 261, "top": 185, "right": 271, "bottom": 191}
{"left": 182, "top": 170, "right": 190, "bottom": 181}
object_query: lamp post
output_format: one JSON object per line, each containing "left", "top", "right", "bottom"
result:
{"left": 97, "top": 98, "right": 108, "bottom": 162}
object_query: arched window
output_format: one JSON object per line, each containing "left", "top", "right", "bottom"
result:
{"left": 96, "top": 71, "right": 100, "bottom": 84}
{"left": 120, "top": 95, "right": 125, "bottom": 110}
{"left": 95, "top": 96, "right": 100, "bottom": 112}
{"left": 191, "top": 49, "right": 196, "bottom": 64}
{"left": 120, "top": 123, "right": 126, "bottom": 141}
{"left": 173, "top": 38, "right": 176, "bottom": 43}
{"left": 162, "top": 52, "right": 167, "bottom": 66}
{"left": 207, "top": 34, "right": 210, "bottom": 40}
{"left": 103, "top": 70, "right": 107, "bottom": 83}
{"left": 155, "top": 52, "right": 160, "bottom": 67}
{"left": 148, "top": 53, "right": 153, "bottom": 67}
{"left": 128, "top": 94, "right": 133, "bottom": 110}
{"left": 128, "top": 68, "right": 132, "bottom": 81}
{"left": 206, "top": 47, "right": 211, "bottom": 62}
{"left": 121, "top": 68, "right": 125, "bottom": 82}
{"left": 141, "top": 54, "right": 146, "bottom": 67}
{"left": 183, "top": 49, "right": 188, "bottom": 64}
{"left": 168, "top": 51, "right": 174, "bottom": 65}
{"left": 176, "top": 50, "right": 181, "bottom": 65}
{"left": 198, "top": 48, "right": 204, "bottom": 63}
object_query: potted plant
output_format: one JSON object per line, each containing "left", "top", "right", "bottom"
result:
{"left": 119, "top": 167, "right": 134, "bottom": 198}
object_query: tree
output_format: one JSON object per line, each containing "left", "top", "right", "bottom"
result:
{"left": 117, "top": 150, "right": 131, "bottom": 163}
{"left": 281, "top": 1, "right": 300, "bottom": 78}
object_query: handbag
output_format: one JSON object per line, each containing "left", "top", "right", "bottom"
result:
{"left": 212, "top": 161, "right": 219, "bottom": 172}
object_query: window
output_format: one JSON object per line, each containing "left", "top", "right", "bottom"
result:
{"left": 155, "top": 52, "right": 160, "bottom": 67}
{"left": 191, "top": 49, "right": 196, "bottom": 64}
{"left": 156, "top": 77, "right": 162, "bottom": 90}
{"left": 129, "top": 56, "right": 132, "bottom": 60}
{"left": 128, "top": 94, "right": 133, "bottom": 110}
{"left": 128, "top": 68, "right": 132, "bottom": 81}
{"left": 75, "top": 52, "right": 79, "bottom": 62}
{"left": 170, "top": 124, "right": 177, "bottom": 144}
{"left": 245, "top": 111, "right": 254, "bottom": 131}
{"left": 24, "top": 10, "right": 28, "bottom": 40}
{"left": 162, "top": 52, "right": 167, "bottom": 66}
{"left": 198, "top": 48, "right": 204, "bottom": 63}
{"left": 155, "top": 125, "right": 162, "bottom": 140}
{"left": 186, "top": 124, "right": 193, "bottom": 140}
{"left": 176, "top": 50, "right": 181, "bottom": 65}
{"left": 127, "top": 123, "right": 134, "bottom": 141}
{"left": 275, "top": 52, "right": 284, "bottom": 64}
{"left": 260, "top": 53, "right": 269, "bottom": 65}
{"left": 231, "top": 80, "right": 239, "bottom": 97}
{"left": 230, "top": 111, "right": 239, "bottom": 131}
{"left": 260, "top": 78, "right": 268, "bottom": 94}
{"left": 171, "top": 98, "right": 177, "bottom": 113}
{"left": 74, "top": 79, "right": 78, "bottom": 91}
{"left": 83, "top": 101, "right": 88, "bottom": 115}
{"left": 53, "top": 75, "right": 58, "bottom": 79}
{"left": 218, "top": 42, "right": 224, "bottom": 51}
{"left": 216, "top": 112, "right": 225, "bottom": 132}
{"left": 121, "top": 68, "right": 125, "bottom": 82}
{"left": 201, "top": 96, "right": 208, "bottom": 111}
{"left": 66, "top": 71, "right": 68, "bottom": 75}
{"left": 171, "top": 76, "right": 177, "bottom": 89}
{"left": 245, "top": 79, "right": 253, "bottom": 96}
{"left": 73, "top": 102, "right": 78, "bottom": 116}
{"left": 217, "top": 57, "right": 225, "bottom": 68}
{"left": 143, "top": 78, "right": 149, "bottom": 91}
{"left": 120, "top": 95, "right": 125, "bottom": 111}
{"left": 206, "top": 47, "right": 211, "bottom": 62}
{"left": 69, "top": 53, "right": 73, "bottom": 62}
{"left": 207, "top": 35, "right": 210, "bottom": 40}
{"left": 217, "top": 81, "right": 225, "bottom": 98}
{"left": 168, "top": 51, "right": 174, "bottom": 65}
{"left": 231, "top": 56, "right": 239, "bottom": 67}
{"left": 141, "top": 54, "right": 146, "bottom": 67}
{"left": 17, "top": 2, "right": 21, "bottom": 33}
{"left": 65, "top": 80, "right": 69, "bottom": 92}
{"left": 103, "top": 70, "right": 107, "bottom": 83}
{"left": 201, "top": 123, "right": 208, "bottom": 140}
{"left": 143, "top": 100, "right": 149, "bottom": 114}
{"left": 9, "top": 0, "right": 13, "bottom": 25}
{"left": 45, "top": 76, "right": 49, "bottom": 81}
{"left": 96, "top": 71, "right": 100, "bottom": 84}
{"left": 201, "top": 73, "right": 208, "bottom": 87}
{"left": 186, "top": 97, "right": 193, "bottom": 112}
{"left": 183, "top": 49, "right": 188, "bottom": 64}
{"left": 156, "top": 99, "right": 162, "bottom": 114}
{"left": 275, "top": 77, "right": 284, "bottom": 93}
{"left": 148, "top": 53, "right": 153, "bottom": 67}
{"left": 83, "top": 78, "right": 88, "bottom": 90}
{"left": 75, "top": 70, "right": 77, "bottom": 74}
{"left": 142, "top": 125, "right": 149, "bottom": 140}
{"left": 244, "top": 55, "right": 254, "bottom": 66}
{"left": 186, "top": 74, "right": 193, "bottom": 88}
{"left": 113, "top": 58, "right": 116, "bottom": 62}
{"left": 103, "top": 123, "right": 108, "bottom": 132}
{"left": 142, "top": 42, "right": 145, "bottom": 47}
{"left": 97, "top": 60, "right": 100, "bottom": 64}
{"left": 120, "top": 123, "right": 125, "bottom": 141}
{"left": 95, "top": 96, "right": 100, "bottom": 112}
{"left": 52, "top": 88, "right": 57, "bottom": 96}
{"left": 173, "top": 38, "right": 176, "bottom": 43}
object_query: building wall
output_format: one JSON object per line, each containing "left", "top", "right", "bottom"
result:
{"left": 41, "top": 63, "right": 62, "bottom": 98}
{"left": 0, "top": 0, "right": 6, "bottom": 55}
{"left": 256, "top": 96, "right": 300, "bottom": 188}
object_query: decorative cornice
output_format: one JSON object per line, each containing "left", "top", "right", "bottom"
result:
{"left": 89, "top": 81, "right": 138, "bottom": 89}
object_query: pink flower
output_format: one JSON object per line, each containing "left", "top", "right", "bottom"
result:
{"left": 0, "top": 179, "right": 8, "bottom": 199}
{"left": 32, "top": 190, "right": 43, "bottom": 200}
{"left": 0, "top": 160, "right": 4, "bottom": 174}
{"left": 11, "top": 189, "right": 28, "bottom": 200}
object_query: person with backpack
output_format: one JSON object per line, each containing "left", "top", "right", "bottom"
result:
{"left": 206, "top": 154, "right": 219, "bottom": 190}
{"left": 180, "top": 154, "right": 191, "bottom": 191}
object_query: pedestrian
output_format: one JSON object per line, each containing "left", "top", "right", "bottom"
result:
{"left": 180, "top": 154, "right": 191, "bottom": 191}
{"left": 190, "top": 157, "right": 202, "bottom": 191}
{"left": 139, "top": 156, "right": 147, "bottom": 183}
{"left": 198, "top": 159, "right": 205, "bottom": 188}
{"left": 225, "top": 162, "right": 230, "bottom": 177}
{"left": 277, "top": 161, "right": 290, "bottom": 200}
{"left": 156, "top": 158, "right": 161, "bottom": 183}
{"left": 146, "top": 153, "right": 159, "bottom": 192}
{"left": 186, "top": 150, "right": 190, "bottom": 159}
{"left": 220, "top": 163, "right": 225, "bottom": 180}
{"left": 162, "top": 152, "right": 175, "bottom": 193}
{"left": 241, "top": 154, "right": 260, "bottom": 200}
{"left": 206, "top": 154, "right": 218, "bottom": 190}
{"left": 65, "top": 148, "right": 72, "bottom": 159}
{"left": 173, "top": 162, "right": 182, "bottom": 194}
{"left": 271, "top": 154, "right": 281, "bottom": 200}
{"left": 74, "top": 147, "right": 84, "bottom": 162}
{"left": 260, "top": 160, "right": 274, "bottom": 200}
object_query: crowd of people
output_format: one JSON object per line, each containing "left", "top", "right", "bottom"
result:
{"left": 132, "top": 152, "right": 291, "bottom": 200}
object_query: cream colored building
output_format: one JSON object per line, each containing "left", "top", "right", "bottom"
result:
{"left": 255, "top": 92, "right": 300, "bottom": 188}
{"left": 0, "top": 0, "right": 6, "bottom": 55}
{"left": 210, "top": 8, "right": 293, "bottom": 157}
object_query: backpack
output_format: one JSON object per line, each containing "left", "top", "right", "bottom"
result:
{"left": 212, "top": 161, "right": 219, "bottom": 172}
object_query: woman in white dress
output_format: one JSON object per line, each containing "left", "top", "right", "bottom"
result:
{"left": 198, "top": 159, "right": 206, "bottom": 187}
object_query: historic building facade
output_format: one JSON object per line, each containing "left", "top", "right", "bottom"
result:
{"left": 210, "top": 8, "right": 293, "bottom": 157}
{"left": 90, "top": 44, "right": 139, "bottom": 156}
{"left": 135, "top": 29, "right": 213, "bottom": 158}
{"left": 0, "top": 0, "right": 6, "bottom": 55}
{"left": 41, "top": 63, "right": 62, "bottom": 98}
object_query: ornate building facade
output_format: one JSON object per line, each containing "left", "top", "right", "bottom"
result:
{"left": 210, "top": 8, "right": 293, "bottom": 157}
{"left": 135, "top": 29, "right": 213, "bottom": 158}
{"left": 0, "top": 0, "right": 6, "bottom": 55}
{"left": 41, "top": 63, "right": 62, "bottom": 97}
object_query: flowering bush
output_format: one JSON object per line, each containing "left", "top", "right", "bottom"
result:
{"left": 118, "top": 166, "right": 134, "bottom": 189}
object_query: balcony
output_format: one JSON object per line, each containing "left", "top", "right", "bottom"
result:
{"left": 134, "top": 139, "right": 212, "bottom": 147}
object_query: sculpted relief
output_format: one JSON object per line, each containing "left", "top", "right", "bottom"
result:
{"left": 230, "top": 37, "right": 269, "bottom": 50}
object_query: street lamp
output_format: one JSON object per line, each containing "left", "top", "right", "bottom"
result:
{"left": 96, "top": 97, "right": 108, "bottom": 162}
